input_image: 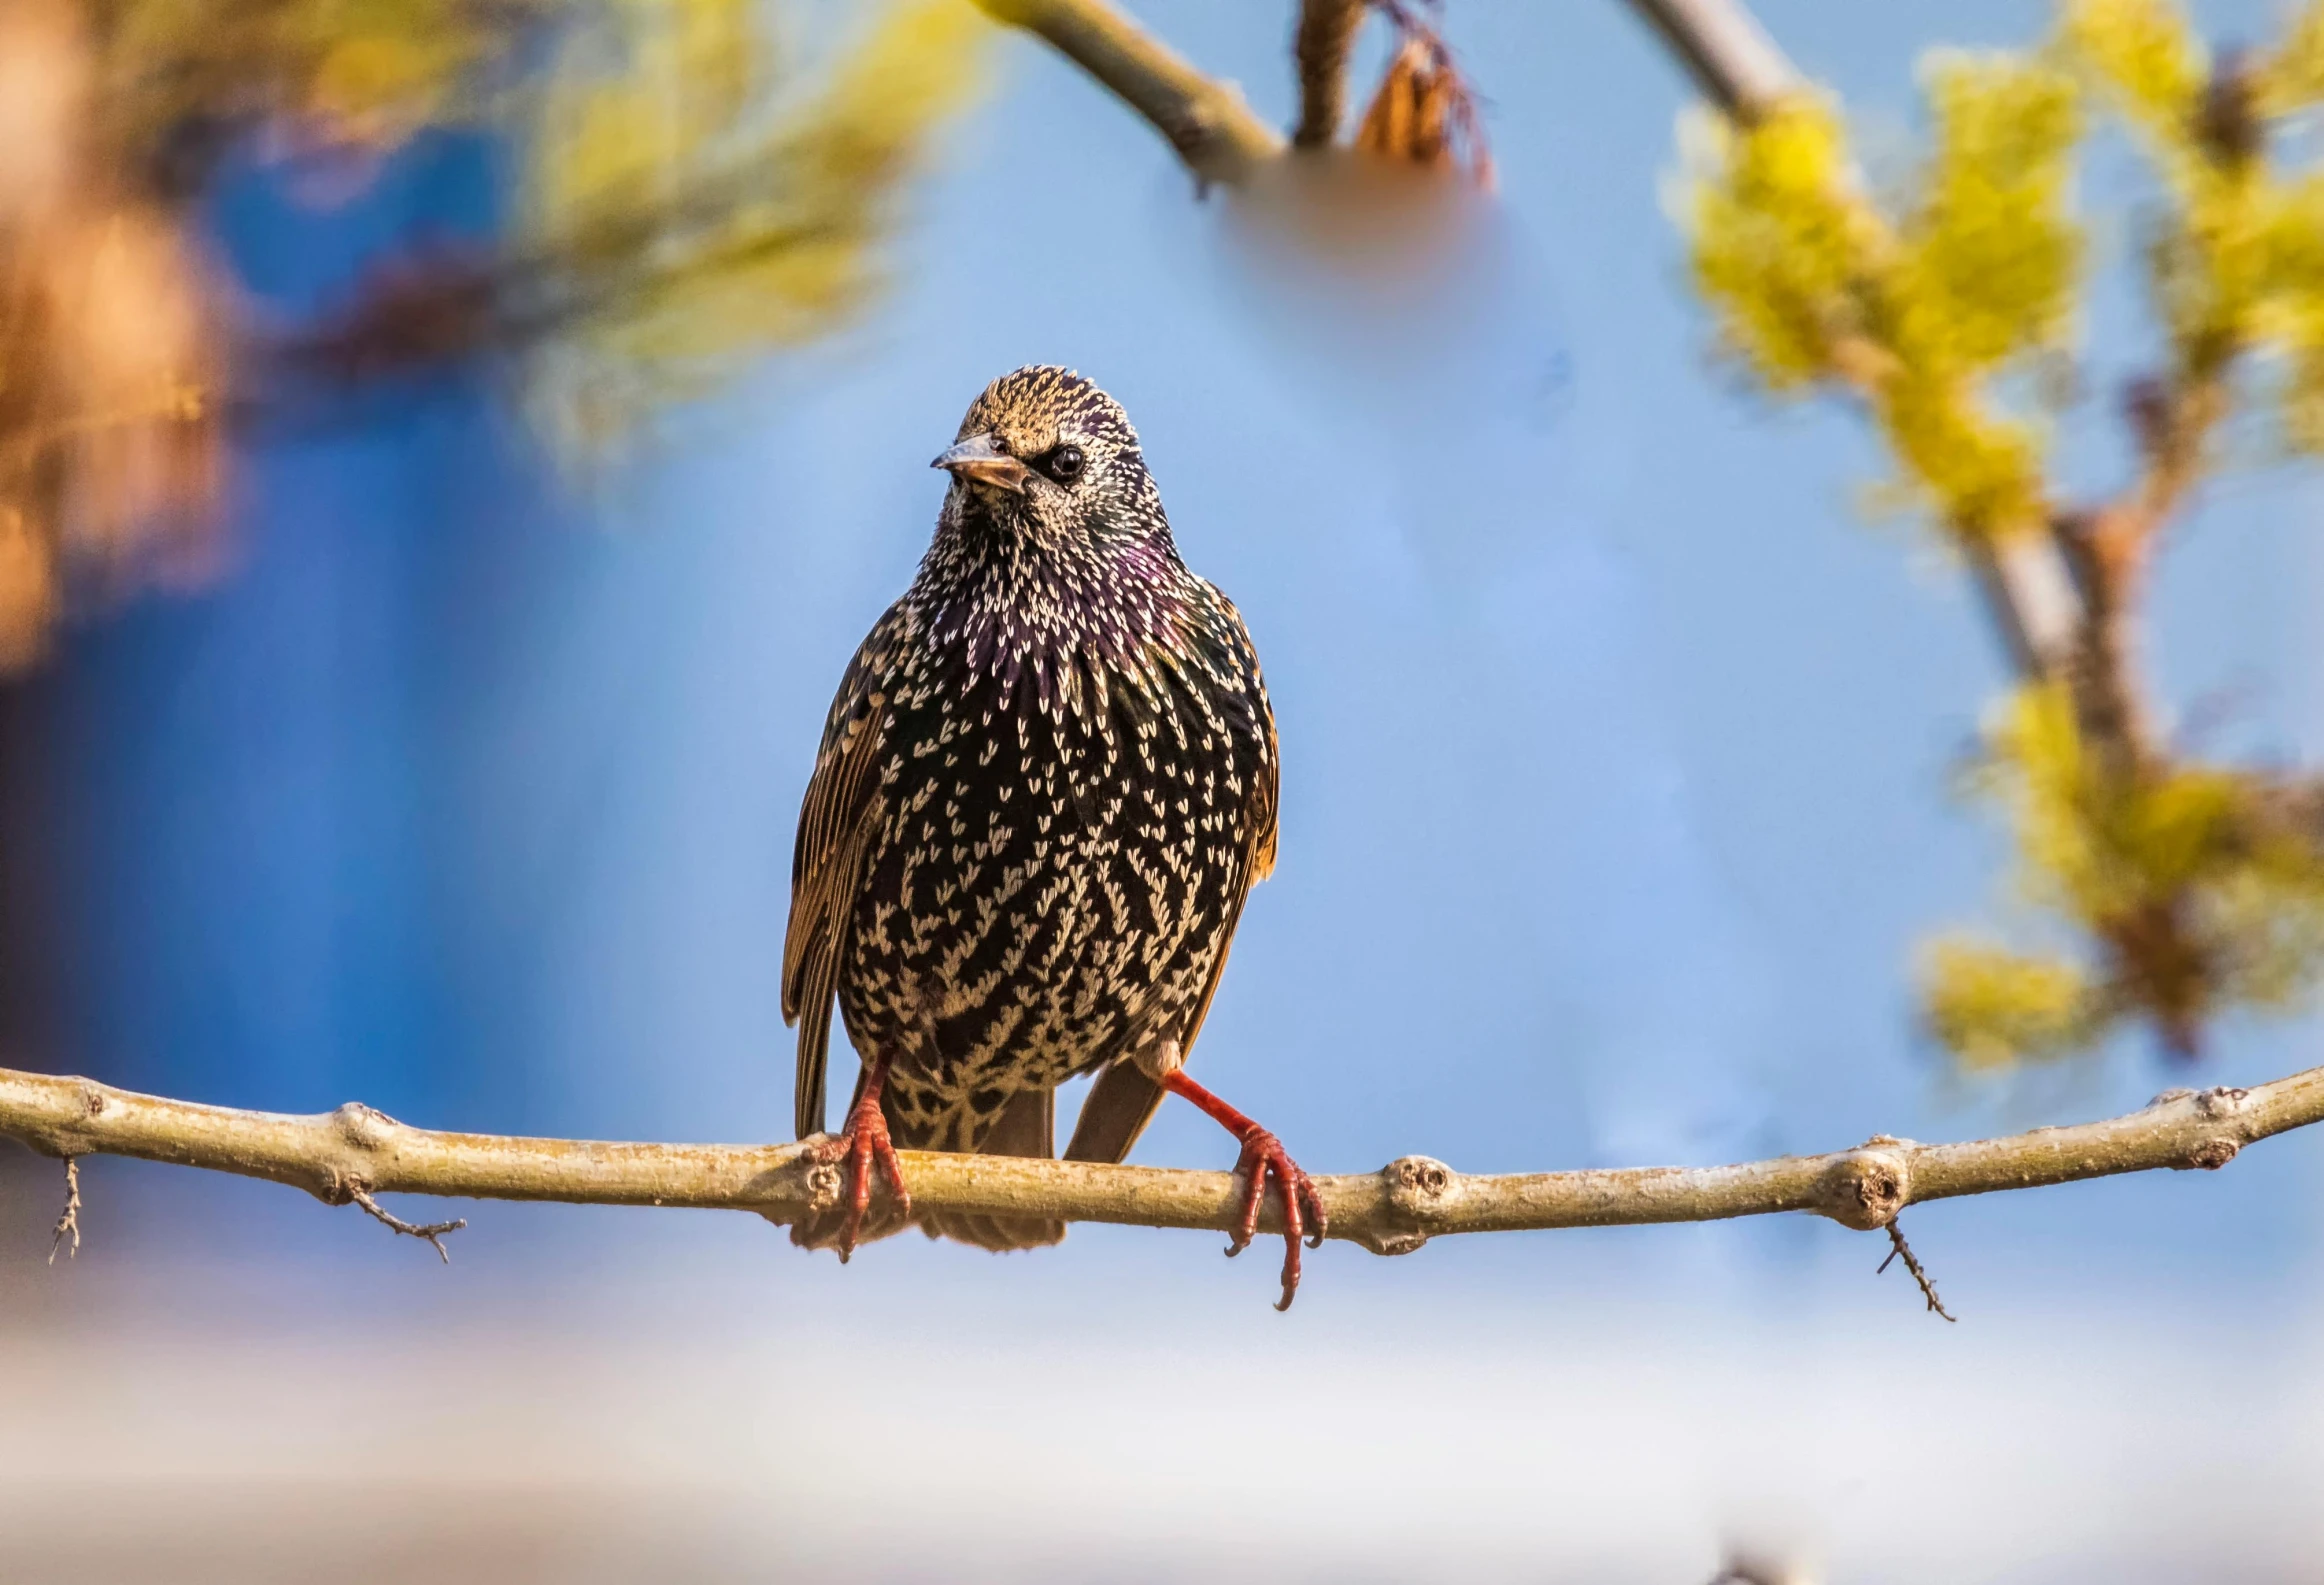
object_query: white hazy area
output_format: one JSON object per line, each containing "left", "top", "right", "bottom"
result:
{"left": 4, "top": 1235, "right": 2320, "bottom": 1584}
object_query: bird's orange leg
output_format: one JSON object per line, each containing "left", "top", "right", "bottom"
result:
{"left": 808, "top": 1049, "right": 911, "bottom": 1261}
{"left": 1158, "top": 1063, "right": 1327, "bottom": 1311}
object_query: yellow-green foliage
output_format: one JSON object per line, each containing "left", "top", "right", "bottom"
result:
{"left": 1907, "top": 55, "right": 2083, "bottom": 367}
{"left": 2060, "top": 0, "right": 2324, "bottom": 446}
{"left": 1683, "top": 55, "right": 2081, "bottom": 540}
{"left": 1686, "top": 2, "right": 2324, "bottom": 1068}
{"left": 0, "top": 0, "right": 984, "bottom": 671}
{"left": 1920, "top": 936, "right": 2095, "bottom": 1070}
{"left": 2260, "top": 2, "right": 2324, "bottom": 113}
{"left": 2058, "top": 0, "right": 2204, "bottom": 139}
{"left": 1931, "top": 683, "right": 2324, "bottom": 1063}
{"left": 2237, "top": 167, "right": 2324, "bottom": 449}
{"left": 100, "top": 0, "right": 512, "bottom": 154}
{"left": 525, "top": 0, "right": 991, "bottom": 449}
{"left": 1689, "top": 1, "right": 2324, "bottom": 515}
{"left": 1974, "top": 683, "right": 2244, "bottom": 923}
{"left": 97, "top": 0, "right": 989, "bottom": 452}
{"left": 1685, "top": 100, "right": 1869, "bottom": 390}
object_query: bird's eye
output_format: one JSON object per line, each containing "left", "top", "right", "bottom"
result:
{"left": 1043, "top": 444, "right": 1086, "bottom": 484}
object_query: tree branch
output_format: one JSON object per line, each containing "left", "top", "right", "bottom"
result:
{"left": 1878, "top": 1219, "right": 1956, "bottom": 1322}
{"left": 47, "top": 1155, "right": 80, "bottom": 1263}
{"left": 965, "top": 0, "right": 2092, "bottom": 726}
{"left": 1293, "top": 0, "right": 1367, "bottom": 148}
{"left": 972, "top": 0, "right": 1283, "bottom": 184}
{"left": 2, "top": 1064, "right": 2317, "bottom": 1257}
{"left": 1623, "top": 0, "right": 1800, "bottom": 121}
{"left": 1624, "top": 0, "right": 2095, "bottom": 709}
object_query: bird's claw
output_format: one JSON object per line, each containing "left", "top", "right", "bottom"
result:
{"left": 806, "top": 1091, "right": 910, "bottom": 1261}
{"left": 1224, "top": 1127, "right": 1327, "bottom": 1311}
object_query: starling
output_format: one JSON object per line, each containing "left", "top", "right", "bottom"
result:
{"left": 782, "top": 365, "right": 1325, "bottom": 1307}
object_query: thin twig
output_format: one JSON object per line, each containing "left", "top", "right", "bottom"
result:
{"left": 1877, "top": 1217, "right": 1957, "bottom": 1322}
{"left": 0, "top": 1066, "right": 2316, "bottom": 1258}
{"left": 346, "top": 1185, "right": 466, "bottom": 1264}
{"left": 1293, "top": 0, "right": 1368, "bottom": 148}
{"left": 972, "top": 0, "right": 1283, "bottom": 184}
{"left": 47, "top": 1156, "right": 79, "bottom": 1264}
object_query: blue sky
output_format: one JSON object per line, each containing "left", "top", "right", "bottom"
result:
{"left": 10, "top": 3, "right": 2324, "bottom": 1575}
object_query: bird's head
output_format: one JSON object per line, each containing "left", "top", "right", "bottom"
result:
{"left": 931, "top": 366, "right": 1168, "bottom": 561}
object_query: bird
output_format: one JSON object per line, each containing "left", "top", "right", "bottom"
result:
{"left": 781, "top": 364, "right": 1325, "bottom": 1308}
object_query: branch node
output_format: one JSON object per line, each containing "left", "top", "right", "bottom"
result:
{"left": 2194, "top": 1086, "right": 2250, "bottom": 1118}
{"left": 48, "top": 1156, "right": 80, "bottom": 1264}
{"left": 1820, "top": 1147, "right": 1911, "bottom": 1230}
{"left": 333, "top": 1101, "right": 396, "bottom": 1149}
{"left": 1877, "top": 1218, "right": 1956, "bottom": 1322}
{"left": 347, "top": 1184, "right": 466, "bottom": 1263}
{"left": 1363, "top": 1154, "right": 1456, "bottom": 1255}
{"left": 1366, "top": 1231, "right": 1431, "bottom": 1256}
{"left": 1166, "top": 104, "right": 1216, "bottom": 156}
{"left": 2182, "top": 1137, "right": 2239, "bottom": 1170}
{"left": 798, "top": 1143, "right": 845, "bottom": 1213}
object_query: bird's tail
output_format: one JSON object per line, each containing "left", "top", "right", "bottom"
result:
{"left": 914, "top": 1087, "right": 1066, "bottom": 1252}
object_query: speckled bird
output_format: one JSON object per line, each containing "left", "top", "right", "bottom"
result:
{"left": 782, "top": 365, "right": 1324, "bottom": 1307}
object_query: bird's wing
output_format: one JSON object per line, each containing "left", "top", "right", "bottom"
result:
{"left": 784, "top": 600, "right": 913, "bottom": 1140}
{"left": 1065, "top": 601, "right": 1279, "bottom": 1166}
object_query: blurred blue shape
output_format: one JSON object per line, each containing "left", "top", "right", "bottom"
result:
{"left": 16, "top": 130, "right": 530, "bottom": 1128}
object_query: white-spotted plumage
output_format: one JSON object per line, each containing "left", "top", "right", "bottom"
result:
{"left": 782, "top": 367, "right": 1278, "bottom": 1252}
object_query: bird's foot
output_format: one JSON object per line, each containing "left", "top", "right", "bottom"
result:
{"left": 1225, "top": 1126, "right": 1328, "bottom": 1312}
{"left": 802, "top": 1086, "right": 911, "bottom": 1262}
{"left": 1149, "top": 1055, "right": 1329, "bottom": 1311}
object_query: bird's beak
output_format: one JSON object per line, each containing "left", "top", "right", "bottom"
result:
{"left": 932, "top": 433, "right": 1032, "bottom": 495}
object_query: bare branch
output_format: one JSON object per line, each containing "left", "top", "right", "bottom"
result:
{"left": 1965, "top": 534, "right": 2086, "bottom": 689}
{"left": 346, "top": 1186, "right": 466, "bottom": 1263}
{"left": 1877, "top": 1217, "right": 1956, "bottom": 1322}
{"left": 1, "top": 1066, "right": 2317, "bottom": 1257}
{"left": 1623, "top": 0, "right": 1800, "bottom": 121}
{"left": 1293, "top": 0, "right": 1367, "bottom": 148}
{"left": 972, "top": 0, "right": 1284, "bottom": 184}
{"left": 48, "top": 1156, "right": 80, "bottom": 1264}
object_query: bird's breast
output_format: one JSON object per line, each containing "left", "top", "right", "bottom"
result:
{"left": 840, "top": 625, "right": 1264, "bottom": 1089}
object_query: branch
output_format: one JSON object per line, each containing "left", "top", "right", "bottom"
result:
{"left": 1878, "top": 1219, "right": 1956, "bottom": 1322}
{"left": 1630, "top": 1, "right": 2314, "bottom": 1059}
{"left": 1626, "top": 0, "right": 2096, "bottom": 710}
{"left": 2045, "top": 357, "right": 2235, "bottom": 774}
{"left": 47, "top": 1156, "right": 80, "bottom": 1263}
{"left": 346, "top": 1185, "right": 466, "bottom": 1262}
{"left": 1623, "top": 0, "right": 1800, "bottom": 121}
{"left": 2, "top": 1065, "right": 2317, "bottom": 1256}
{"left": 972, "top": 0, "right": 1283, "bottom": 184}
{"left": 1293, "top": 0, "right": 1367, "bottom": 148}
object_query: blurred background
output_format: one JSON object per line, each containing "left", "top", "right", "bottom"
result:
{"left": 3, "top": 1, "right": 2322, "bottom": 1579}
